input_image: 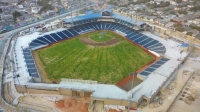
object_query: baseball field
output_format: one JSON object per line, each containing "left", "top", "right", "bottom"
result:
{"left": 36, "top": 30, "right": 154, "bottom": 84}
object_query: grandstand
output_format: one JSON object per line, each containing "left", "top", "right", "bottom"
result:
{"left": 30, "top": 22, "right": 165, "bottom": 54}
{"left": 12, "top": 11, "right": 189, "bottom": 108}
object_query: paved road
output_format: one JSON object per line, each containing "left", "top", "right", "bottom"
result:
{"left": 0, "top": 4, "right": 95, "bottom": 39}
{"left": 0, "top": 39, "right": 8, "bottom": 58}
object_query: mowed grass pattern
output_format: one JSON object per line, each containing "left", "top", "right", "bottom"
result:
{"left": 37, "top": 31, "right": 154, "bottom": 84}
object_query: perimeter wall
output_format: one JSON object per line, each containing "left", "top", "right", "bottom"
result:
{"left": 15, "top": 84, "right": 140, "bottom": 107}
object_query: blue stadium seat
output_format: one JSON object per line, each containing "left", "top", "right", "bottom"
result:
{"left": 24, "top": 55, "right": 32, "bottom": 60}
{"left": 134, "top": 36, "right": 146, "bottom": 43}
{"left": 43, "top": 35, "right": 56, "bottom": 43}
{"left": 68, "top": 29, "right": 78, "bottom": 36}
{"left": 30, "top": 72, "right": 39, "bottom": 78}
{"left": 29, "top": 42, "right": 42, "bottom": 48}
{"left": 57, "top": 32, "right": 67, "bottom": 39}
{"left": 150, "top": 47, "right": 165, "bottom": 52}
{"left": 86, "top": 24, "right": 95, "bottom": 29}
{"left": 62, "top": 30, "right": 73, "bottom": 37}
{"left": 28, "top": 69, "right": 37, "bottom": 73}
{"left": 32, "top": 39, "right": 47, "bottom": 45}
{"left": 143, "top": 40, "right": 159, "bottom": 48}
{"left": 155, "top": 60, "right": 166, "bottom": 65}
{"left": 139, "top": 38, "right": 154, "bottom": 46}
{"left": 126, "top": 30, "right": 133, "bottom": 35}
{"left": 27, "top": 64, "right": 36, "bottom": 68}
{"left": 144, "top": 68, "right": 156, "bottom": 72}
{"left": 23, "top": 49, "right": 30, "bottom": 53}
{"left": 72, "top": 27, "right": 81, "bottom": 32}
{"left": 83, "top": 24, "right": 91, "bottom": 29}
{"left": 25, "top": 59, "right": 34, "bottom": 63}
{"left": 108, "top": 24, "right": 116, "bottom": 30}
{"left": 127, "top": 32, "right": 139, "bottom": 38}
{"left": 150, "top": 64, "right": 162, "bottom": 68}
{"left": 160, "top": 58, "right": 169, "bottom": 62}
{"left": 96, "top": 23, "right": 101, "bottom": 29}
{"left": 50, "top": 33, "right": 62, "bottom": 41}
{"left": 147, "top": 43, "right": 162, "bottom": 49}
{"left": 140, "top": 71, "right": 151, "bottom": 76}
{"left": 90, "top": 23, "right": 98, "bottom": 30}
{"left": 37, "top": 37, "right": 50, "bottom": 44}
{"left": 102, "top": 23, "right": 106, "bottom": 29}
{"left": 113, "top": 24, "right": 119, "bottom": 30}
{"left": 155, "top": 51, "right": 164, "bottom": 54}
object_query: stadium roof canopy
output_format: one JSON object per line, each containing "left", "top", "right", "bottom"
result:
{"left": 62, "top": 12, "right": 145, "bottom": 26}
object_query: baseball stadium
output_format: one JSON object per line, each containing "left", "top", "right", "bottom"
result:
{"left": 12, "top": 10, "right": 189, "bottom": 109}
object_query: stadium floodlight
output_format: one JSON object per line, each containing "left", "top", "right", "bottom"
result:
{"left": 12, "top": 70, "right": 24, "bottom": 96}
{"left": 128, "top": 72, "right": 136, "bottom": 112}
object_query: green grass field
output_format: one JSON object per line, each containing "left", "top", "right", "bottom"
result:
{"left": 37, "top": 30, "right": 154, "bottom": 84}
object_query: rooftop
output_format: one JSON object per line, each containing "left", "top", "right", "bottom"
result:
{"left": 63, "top": 11, "right": 145, "bottom": 26}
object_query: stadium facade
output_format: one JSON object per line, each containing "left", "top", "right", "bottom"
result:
{"left": 12, "top": 11, "right": 189, "bottom": 108}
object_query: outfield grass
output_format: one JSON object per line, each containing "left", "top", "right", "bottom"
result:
{"left": 37, "top": 30, "right": 154, "bottom": 84}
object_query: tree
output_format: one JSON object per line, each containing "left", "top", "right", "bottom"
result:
{"left": 12, "top": 11, "right": 21, "bottom": 18}
{"left": 174, "top": 24, "right": 185, "bottom": 32}
{"left": 176, "top": 0, "right": 182, "bottom": 3}
{"left": 170, "top": 11, "right": 176, "bottom": 14}
{"left": 178, "top": 10, "right": 188, "bottom": 15}
{"left": 38, "top": 4, "right": 53, "bottom": 14}
{"left": 107, "top": 0, "right": 117, "bottom": 6}
{"left": 189, "top": 5, "right": 200, "bottom": 12}
{"left": 160, "top": 1, "right": 170, "bottom": 7}
{"left": 190, "top": 25, "right": 200, "bottom": 31}
{"left": 186, "top": 32, "right": 193, "bottom": 36}
{"left": 12, "top": 11, "right": 21, "bottom": 23}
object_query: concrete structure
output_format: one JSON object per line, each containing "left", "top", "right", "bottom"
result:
{"left": 7, "top": 11, "right": 189, "bottom": 108}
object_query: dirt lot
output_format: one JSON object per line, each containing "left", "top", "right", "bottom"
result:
{"left": 32, "top": 51, "right": 54, "bottom": 83}
{"left": 55, "top": 97, "right": 90, "bottom": 112}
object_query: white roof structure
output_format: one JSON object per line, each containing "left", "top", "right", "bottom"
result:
{"left": 14, "top": 28, "right": 188, "bottom": 102}
{"left": 14, "top": 28, "right": 67, "bottom": 84}
{"left": 18, "top": 5, "right": 23, "bottom": 9}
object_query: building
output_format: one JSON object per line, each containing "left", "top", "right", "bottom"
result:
{"left": 171, "top": 14, "right": 200, "bottom": 24}
{"left": 0, "top": 0, "right": 18, "bottom": 4}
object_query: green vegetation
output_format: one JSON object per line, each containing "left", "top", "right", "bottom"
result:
{"left": 178, "top": 10, "right": 188, "bottom": 15}
{"left": 186, "top": 32, "right": 193, "bottom": 36}
{"left": 37, "top": 0, "right": 53, "bottom": 14}
{"left": 189, "top": 5, "right": 200, "bottom": 12}
{"left": 12, "top": 11, "right": 21, "bottom": 23}
{"left": 146, "top": 1, "right": 170, "bottom": 9}
{"left": 107, "top": 0, "right": 118, "bottom": 6}
{"left": 190, "top": 25, "right": 200, "bottom": 31}
{"left": 90, "top": 31, "right": 113, "bottom": 42}
{"left": 130, "top": 0, "right": 151, "bottom": 4}
{"left": 175, "top": 0, "right": 182, "bottom": 3}
{"left": 174, "top": 24, "right": 185, "bottom": 32}
{"left": 37, "top": 31, "right": 154, "bottom": 84}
